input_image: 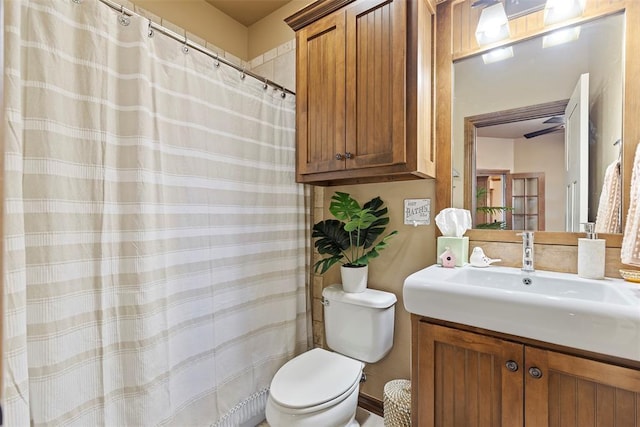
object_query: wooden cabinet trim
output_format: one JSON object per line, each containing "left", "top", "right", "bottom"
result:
{"left": 285, "top": 0, "right": 357, "bottom": 31}
{"left": 419, "top": 316, "right": 640, "bottom": 370}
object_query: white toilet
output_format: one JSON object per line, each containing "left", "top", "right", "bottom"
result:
{"left": 266, "top": 284, "right": 397, "bottom": 427}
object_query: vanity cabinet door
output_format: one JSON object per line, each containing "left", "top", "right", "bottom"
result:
{"left": 417, "top": 322, "right": 524, "bottom": 427}
{"left": 524, "top": 347, "right": 640, "bottom": 427}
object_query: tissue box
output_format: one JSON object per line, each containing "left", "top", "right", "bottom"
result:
{"left": 437, "top": 236, "right": 469, "bottom": 267}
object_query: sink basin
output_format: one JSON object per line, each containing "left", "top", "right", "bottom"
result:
{"left": 403, "top": 264, "right": 640, "bottom": 361}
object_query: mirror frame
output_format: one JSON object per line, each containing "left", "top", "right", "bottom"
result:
{"left": 434, "top": 0, "right": 640, "bottom": 247}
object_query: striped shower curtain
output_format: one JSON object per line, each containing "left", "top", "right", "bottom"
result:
{"left": 3, "top": 0, "right": 310, "bottom": 425}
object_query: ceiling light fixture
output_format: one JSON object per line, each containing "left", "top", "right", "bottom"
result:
{"left": 482, "top": 46, "right": 514, "bottom": 64}
{"left": 475, "top": 2, "right": 510, "bottom": 46}
{"left": 543, "top": 0, "right": 586, "bottom": 25}
{"left": 542, "top": 26, "right": 581, "bottom": 48}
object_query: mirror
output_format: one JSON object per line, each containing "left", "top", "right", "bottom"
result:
{"left": 451, "top": 12, "right": 624, "bottom": 233}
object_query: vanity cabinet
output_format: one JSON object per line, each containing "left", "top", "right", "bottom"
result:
{"left": 286, "top": 0, "right": 436, "bottom": 185}
{"left": 415, "top": 321, "right": 640, "bottom": 426}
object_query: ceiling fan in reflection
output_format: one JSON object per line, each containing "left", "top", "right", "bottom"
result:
{"left": 471, "top": 0, "right": 500, "bottom": 7}
{"left": 523, "top": 115, "right": 565, "bottom": 139}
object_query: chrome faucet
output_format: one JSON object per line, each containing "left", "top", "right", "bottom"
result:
{"left": 518, "top": 231, "right": 534, "bottom": 272}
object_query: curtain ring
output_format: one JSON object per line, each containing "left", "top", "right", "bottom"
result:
{"left": 280, "top": 86, "right": 286, "bottom": 98}
{"left": 182, "top": 36, "right": 189, "bottom": 54}
{"left": 263, "top": 78, "right": 268, "bottom": 90}
{"left": 214, "top": 53, "right": 220, "bottom": 68}
{"left": 118, "top": 5, "right": 130, "bottom": 26}
{"left": 148, "top": 20, "right": 154, "bottom": 38}
{"left": 240, "top": 68, "right": 246, "bottom": 80}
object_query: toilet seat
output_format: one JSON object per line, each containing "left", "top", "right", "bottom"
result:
{"left": 269, "top": 348, "right": 364, "bottom": 412}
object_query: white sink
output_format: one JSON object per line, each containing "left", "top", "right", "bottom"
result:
{"left": 403, "top": 264, "right": 640, "bottom": 361}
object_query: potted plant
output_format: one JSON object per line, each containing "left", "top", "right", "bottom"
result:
{"left": 475, "top": 186, "right": 513, "bottom": 230}
{"left": 312, "top": 192, "right": 398, "bottom": 292}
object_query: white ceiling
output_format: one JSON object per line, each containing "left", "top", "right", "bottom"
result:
{"left": 205, "top": 0, "right": 291, "bottom": 26}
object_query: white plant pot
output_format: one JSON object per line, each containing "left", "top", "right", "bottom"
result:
{"left": 340, "top": 265, "right": 368, "bottom": 293}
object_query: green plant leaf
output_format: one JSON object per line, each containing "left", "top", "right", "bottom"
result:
{"left": 476, "top": 206, "right": 514, "bottom": 214}
{"left": 352, "top": 230, "right": 398, "bottom": 265}
{"left": 313, "top": 256, "right": 343, "bottom": 274}
{"left": 476, "top": 221, "right": 507, "bottom": 229}
{"left": 312, "top": 219, "right": 350, "bottom": 255}
{"left": 328, "top": 192, "right": 361, "bottom": 221}
{"left": 343, "top": 208, "right": 377, "bottom": 232}
{"left": 358, "top": 197, "right": 390, "bottom": 249}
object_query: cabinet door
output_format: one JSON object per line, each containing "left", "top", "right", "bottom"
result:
{"left": 296, "top": 11, "right": 346, "bottom": 175}
{"left": 345, "top": 0, "right": 406, "bottom": 169}
{"left": 417, "top": 322, "right": 524, "bottom": 426}
{"left": 525, "top": 347, "right": 640, "bottom": 427}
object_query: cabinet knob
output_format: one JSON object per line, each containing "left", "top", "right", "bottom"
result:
{"left": 505, "top": 360, "right": 519, "bottom": 372}
{"left": 528, "top": 367, "right": 543, "bottom": 379}
{"left": 335, "top": 153, "right": 343, "bottom": 160}
{"left": 344, "top": 152, "right": 353, "bottom": 159}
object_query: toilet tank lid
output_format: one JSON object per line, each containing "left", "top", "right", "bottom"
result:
{"left": 322, "top": 284, "right": 397, "bottom": 308}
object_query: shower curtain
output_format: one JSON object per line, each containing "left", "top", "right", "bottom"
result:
{"left": 3, "top": 1, "right": 310, "bottom": 425}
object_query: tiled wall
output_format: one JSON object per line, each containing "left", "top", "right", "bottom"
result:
{"left": 249, "top": 40, "right": 296, "bottom": 93}
{"left": 310, "top": 187, "right": 326, "bottom": 348}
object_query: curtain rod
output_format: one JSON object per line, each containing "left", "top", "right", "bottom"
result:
{"left": 94, "top": 0, "right": 295, "bottom": 96}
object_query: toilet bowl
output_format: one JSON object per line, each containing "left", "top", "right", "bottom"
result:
{"left": 266, "top": 285, "right": 396, "bottom": 427}
{"left": 265, "top": 348, "right": 364, "bottom": 427}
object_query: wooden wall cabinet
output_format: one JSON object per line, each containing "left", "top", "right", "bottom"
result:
{"left": 286, "top": 0, "right": 436, "bottom": 185}
{"left": 415, "top": 321, "right": 640, "bottom": 426}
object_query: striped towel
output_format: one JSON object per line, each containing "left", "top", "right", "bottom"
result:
{"left": 595, "top": 159, "right": 621, "bottom": 234}
{"left": 622, "top": 142, "right": 640, "bottom": 266}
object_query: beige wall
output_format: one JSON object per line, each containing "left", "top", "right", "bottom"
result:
{"left": 313, "top": 181, "right": 437, "bottom": 401}
{"left": 131, "top": 0, "right": 315, "bottom": 62}
{"left": 132, "top": 0, "right": 249, "bottom": 59}
{"left": 477, "top": 137, "right": 514, "bottom": 171}
{"left": 479, "top": 135, "right": 565, "bottom": 231}
{"left": 129, "top": 0, "right": 300, "bottom": 89}
{"left": 513, "top": 133, "right": 565, "bottom": 231}
{"left": 248, "top": 0, "right": 314, "bottom": 60}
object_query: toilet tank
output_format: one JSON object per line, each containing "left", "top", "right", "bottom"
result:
{"left": 322, "top": 284, "right": 397, "bottom": 363}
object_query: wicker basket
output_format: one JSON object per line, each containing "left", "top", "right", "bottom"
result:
{"left": 383, "top": 379, "right": 411, "bottom": 426}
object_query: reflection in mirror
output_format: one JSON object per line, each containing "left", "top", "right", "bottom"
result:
{"left": 452, "top": 12, "right": 624, "bottom": 233}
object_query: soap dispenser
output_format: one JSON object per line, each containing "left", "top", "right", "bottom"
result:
{"left": 578, "top": 222, "right": 605, "bottom": 279}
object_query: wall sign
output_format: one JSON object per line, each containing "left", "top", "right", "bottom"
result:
{"left": 404, "top": 199, "right": 431, "bottom": 226}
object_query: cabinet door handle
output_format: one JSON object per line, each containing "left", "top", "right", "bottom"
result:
{"left": 335, "top": 153, "right": 343, "bottom": 160}
{"left": 505, "top": 360, "right": 519, "bottom": 372}
{"left": 344, "top": 152, "right": 353, "bottom": 159}
{"left": 528, "top": 367, "right": 543, "bottom": 379}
